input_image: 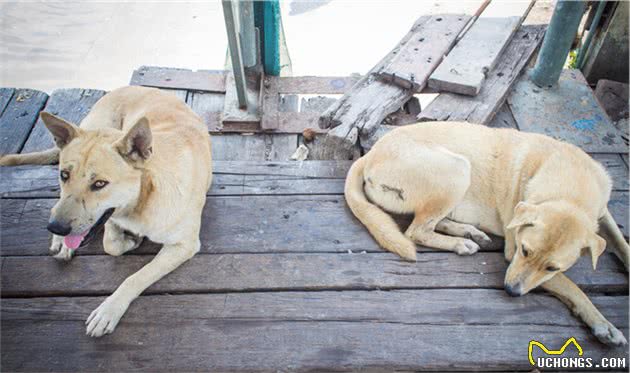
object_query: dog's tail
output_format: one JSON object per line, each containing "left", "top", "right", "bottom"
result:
{"left": 344, "top": 156, "right": 417, "bottom": 261}
{"left": 601, "top": 208, "right": 629, "bottom": 271}
{"left": 0, "top": 148, "right": 60, "bottom": 166}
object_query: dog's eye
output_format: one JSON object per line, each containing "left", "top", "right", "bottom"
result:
{"left": 546, "top": 265, "right": 560, "bottom": 272}
{"left": 60, "top": 170, "right": 70, "bottom": 181}
{"left": 522, "top": 246, "right": 529, "bottom": 257}
{"left": 91, "top": 180, "right": 109, "bottom": 190}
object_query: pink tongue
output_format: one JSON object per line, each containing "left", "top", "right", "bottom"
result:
{"left": 64, "top": 232, "right": 88, "bottom": 250}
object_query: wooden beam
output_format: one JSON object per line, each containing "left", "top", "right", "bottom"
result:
{"left": 428, "top": 0, "right": 535, "bottom": 95}
{"left": 130, "top": 66, "right": 226, "bottom": 92}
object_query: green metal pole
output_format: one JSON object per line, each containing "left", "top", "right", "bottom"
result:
{"left": 576, "top": 1, "right": 607, "bottom": 69}
{"left": 530, "top": 0, "right": 587, "bottom": 87}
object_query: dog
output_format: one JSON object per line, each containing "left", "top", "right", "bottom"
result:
{"left": 0, "top": 86, "right": 212, "bottom": 337}
{"left": 345, "top": 121, "right": 629, "bottom": 346}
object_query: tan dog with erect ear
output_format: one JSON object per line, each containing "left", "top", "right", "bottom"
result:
{"left": 345, "top": 121, "right": 629, "bottom": 346}
{"left": 0, "top": 86, "right": 212, "bottom": 337}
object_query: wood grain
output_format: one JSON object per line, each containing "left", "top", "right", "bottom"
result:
{"left": 130, "top": 66, "right": 226, "bottom": 92}
{"left": 428, "top": 0, "right": 535, "bottom": 95}
{"left": 0, "top": 89, "right": 48, "bottom": 155}
{"left": 1, "top": 251, "right": 626, "bottom": 296}
{"left": 418, "top": 25, "right": 545, "bottom": 125}
{"left": 1, "top": 291, "right": 627, "bottom": 371}
{"left": 21, "top": 89, "right": 107, "bottom": 153}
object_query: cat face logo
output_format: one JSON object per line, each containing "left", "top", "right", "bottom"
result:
{"left": 528, "top": 337, "right": 583, "bottom": 366}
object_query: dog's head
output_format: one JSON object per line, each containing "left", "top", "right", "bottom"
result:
{"left": 42, "top": 112, "right": 153, "bottom": 249}
{"left": 504, "top": 201, "right": 606, "bottom": 296}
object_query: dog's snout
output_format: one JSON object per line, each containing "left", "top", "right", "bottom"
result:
{"left": 504, "top": 283, "right": 522, "bottom": 297}
{"left": 47, "top": 219, "right": 72, "bottom": 236}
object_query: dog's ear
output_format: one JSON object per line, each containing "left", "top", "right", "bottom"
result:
{"left": 507, "top": 202, "right": 539, "bottom": 230}
{"left": 115, "top": 117, "right": 152, "bottom": 164}
{"left": 41, "top": 112, "right": 81, "bottom": 149}
{"left": 582, "top": 235, "right": 606, "bottom": 270}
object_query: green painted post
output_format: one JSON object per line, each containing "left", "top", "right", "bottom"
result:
{"left": 254, "top": 0, "right": 281, "bottom": 76}
{"left": 530, "top": 0, "right": 587, "bottom": 87}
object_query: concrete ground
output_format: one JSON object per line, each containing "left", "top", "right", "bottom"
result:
{"left": 0, "top": 1, "right": 552, "bottom": 93}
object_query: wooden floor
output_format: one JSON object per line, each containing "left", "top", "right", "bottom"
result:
{"left": 0, "top": 78, "right": 628, "bottom": 371}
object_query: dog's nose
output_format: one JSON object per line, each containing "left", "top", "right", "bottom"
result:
{"left": 504, "top": 283, "right": 522, "bottom": 297}
{"left": 47, "top": 220, "right": 72, "bottom": 236}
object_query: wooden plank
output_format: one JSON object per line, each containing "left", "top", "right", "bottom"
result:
{"left": 375, "top": 15, "right": 471, "bottom": 91}
{"left": 623, "top": 154, "right": 629, "bottom": 168}
{"left": 260, "top": 75, "right": 280, "bottom": 130}
{"left": 418, "top": 24, "right": 545, "bottom": 125}
{"left": 130, "top": 66, "right": 226, "bottom": 92}
{"left": 21, "top": 89, "right": 106, "bottom": 153}
{"left": 428, "top": 0, "right": 535, "bottom": 96}
{"left": 222, "top": 72, "right": 261, "bottom": 125}
{"left": 2, "top": 318, "right": 627, "bottom": 372}
{"left": 0, "top": 88, "right": 15, "bottom": 116}
{"left": 0, "top": 161, "right": 351, "bottom": 198}
{"left": 508, "top": 69, "right": 627, "bottom": 153}
{"left": 0, "top": 89, "right": 48, "bottom": 155}
{"left": 591, "top": 153, "right": 629, "bottom": 191}
{"left": 1, "top": 252, "right": 626, "bottom": 296}
{"left": 317, "top": 14, "right": 471, "bottom": 159}
{"left": 0, "top": 195, "right": 386, "bottom": 256}
{"left": 211, "top": 134, "right": 297, "bottom": 161}
{"left": 487, "top": 103, "right": 519, "bottom": 129}
{"left": 4, "top": 290, "right": 625, "bottom": 328}
{"left": 188, "top": 91, "right": 224, "bottom": 132}
{"left": 159, "top": 88, "right": 187, "bottom": 103}
{"left": 276, "top": 76, "right": 361, "bottom": 94}
{"left": 1, "top": 292, "right": 627, "bottom": 371}
{"left": 608, "top": 191, "right": 629, "bottom": 237}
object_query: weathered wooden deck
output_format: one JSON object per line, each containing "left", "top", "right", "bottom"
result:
{"left": 0, "top": 73, "right": 628, "bottom": 371}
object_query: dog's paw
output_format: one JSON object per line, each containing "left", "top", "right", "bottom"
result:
{"left": 469, "top": 231, "right": 492, "bottom": 247}
{"left": 86, "top": 296, "right": 129, "bottom": 338}
{"left": 49, "top": 236, "right": 74, "bottom": 261}
{"left": 454, "top": 239, "right": 480, "bottom": 255}
{"left": 592, "top": 321, "right": 628, "bottom": 346}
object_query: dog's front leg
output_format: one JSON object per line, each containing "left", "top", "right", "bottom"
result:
{"left": 86, "top": 239, "right": 200, "bottom": 337}
{"left": 542, "top": 272, "right": 627, "bottom": 346}
{"left": 49, "top": 234, "right": 74, "bottom": 261}
{"left": 503, "top": 230, "right": 516, "bottom": 262}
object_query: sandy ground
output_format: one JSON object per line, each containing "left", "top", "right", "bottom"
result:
{"left": 0, "top": 0, "right": 552, "bottom": 93}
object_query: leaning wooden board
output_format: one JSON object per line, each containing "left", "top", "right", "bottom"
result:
{"left": 428, "top": 0, "right": 535, "bottom": 95}
{"left": 418, "top": 24, "right": 545, "bottom": 125}
{"left": 317, "top": 14, "right": 472, "bottom": 160}
{"left": 1, "top": 292, "right": 627, "bottom": 371}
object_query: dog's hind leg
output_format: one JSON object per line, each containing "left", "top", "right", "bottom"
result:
{"left": 435, "top": 218, "right": 492, "bottom": 247}
{"left": 405, "top": 193, "right": 480, "bottom": 256}
{"left": 103, "top": 221, "right": 143, "bottom": 257}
